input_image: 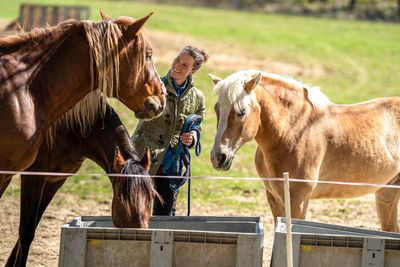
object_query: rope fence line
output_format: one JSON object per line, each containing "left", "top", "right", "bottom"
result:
{"left": 1, "top": 170, "right": 400, "bottom": 190}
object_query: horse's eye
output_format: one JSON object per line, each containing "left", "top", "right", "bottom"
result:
{"left": 237, "top": 110, "right": 246, "bottom": 118}
{"left": 146, "top": 50, "right": 152, "bottom": 60}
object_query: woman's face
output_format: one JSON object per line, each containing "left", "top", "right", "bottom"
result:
{"left": 171, "top": 51, "right": 197, "bottom": 83}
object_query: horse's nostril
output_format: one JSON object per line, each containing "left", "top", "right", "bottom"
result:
{"left": 217, "top": 152, "right": 227, "bottom": 164}
{"left": 145, "top": 101, "right": 156, "bottom": 112}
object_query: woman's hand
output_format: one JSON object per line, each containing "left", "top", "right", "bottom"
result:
{"left": 180, "top": 132, "right": 193, "bottom": 146}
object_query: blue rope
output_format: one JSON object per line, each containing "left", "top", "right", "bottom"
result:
{"left": 161, "top": 114, "right": 202, "bottom": 216}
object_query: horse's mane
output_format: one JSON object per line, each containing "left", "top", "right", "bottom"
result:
{"left": 214, "top": 70, "right": 332, "bottom": 114}
{"left": 119, "top": 159, "right": 155, "bottom": 218}
{"left": 45, "top": 91, "right": 103, "bottom": 145}
{"left": 40, "top": 18, "right": 147, "bottom": 143}
{"left": 0, "top": 21, "right": 75, "bottom": 55}
{"left": 1, "top": 17, "right": 147, "bottom": 94}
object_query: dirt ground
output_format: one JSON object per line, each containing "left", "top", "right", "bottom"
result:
{"left": 0, "top": 21, "right": 386, "bottom": 266}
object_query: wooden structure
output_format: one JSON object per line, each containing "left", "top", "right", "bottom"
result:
{"left": 17, "top": 4, "right": 90, "bottom": 31}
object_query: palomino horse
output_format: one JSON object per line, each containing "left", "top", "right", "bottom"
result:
{"left": 5, "top": 101, "right": 155, "bottom": 266}
{"left": 0, "top": 10, "right": 166, "bottom": 197}
{"left": 209, "top": 70, "right": 400, "bottom": 232}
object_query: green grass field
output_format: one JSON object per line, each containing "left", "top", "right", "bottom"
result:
{"left": 1, "top": 0, "right": 399, "bottom": 211}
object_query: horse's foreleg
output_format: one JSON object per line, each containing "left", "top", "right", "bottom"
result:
{"left": 6, "top": 175, "right": 47, "bottom": 267}
{"left": 267, "top": 170, "right": 315, "bottom": 221}
{"left": 289, "top": 181, "right": 313, "bottom": 219}
{"left": 255, "top": 148, "right": 285, "bottom": 225}
{"left": 0, "top": 175, "right": 13, "bottom": 199}
{"left": 256, "top": 146, "right": 315, "bottom": 223}
{"left": 265, "top": 188, "right": 285, "bottom": 226}
{"left": 267, "top": 180, "right": 313, "bottom": 221}
{"left": 255, "top": 147, "right": 284, "bottom": 225}
{"left": 7, "top": 176, "right": 67, "bottom": 267}
{"left": 375, "top": 174, "right": 400, "bottom": 232}
{"left": 35, "top": 177, "right": 67, "bottom": 222}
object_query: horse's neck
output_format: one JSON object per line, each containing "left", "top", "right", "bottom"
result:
{"left": 255, "top": 86, "right": 314, "bottom": 146}
{"left": 1, "top": 27, "right": 65, "bottom": 60}
{"left": 82, "top": 109, "right": 138, "bottom": 173}
{"left": 114, "top": 124, "right": 141, "bottom": 162}
{"left": 76, "top": 116, "right": 117, "bottom": 173}
{"left": 105, "top": 104, "right": 140, "bottom": 162}
{"left": 31, "top": 25, "right": 94, "bottom": 131}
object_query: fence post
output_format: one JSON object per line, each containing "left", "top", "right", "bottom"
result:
{"left": 284, "top": 172, "right": 293, "bottom": 267}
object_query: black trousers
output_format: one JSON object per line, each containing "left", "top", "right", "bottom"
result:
{"left": 152, "top": 169, "right": 179, "bottom": 216}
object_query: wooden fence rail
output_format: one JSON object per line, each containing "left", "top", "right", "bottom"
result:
{"left": 17, "top": 4, "right": 90, "bottom": 31}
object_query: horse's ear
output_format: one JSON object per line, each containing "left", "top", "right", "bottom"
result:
{"left": 100, "top": 8, "right": 112, "bottom": 20}
{"left": 208, "top": 74, "right": 222, "bottom": 85}
{"left": 114, "top": 146, "right": 126, "bottom": 173}
{"left": 244, "top": 72, "right": 262, "bottom": 94}
{"left": 126, "top": 12, "right": 153, "bottom": 37}
{"left": 141, "top": 147, "right": 151, "bottom": 172}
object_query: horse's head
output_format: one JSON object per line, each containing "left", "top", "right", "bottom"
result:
{"left": 111, "top": 147, "right": 153, "bottom": 228}
{"left": 209, "top": 71, "right": 262, "bottom": 171}
{"left": 100, "top": 10, "right": 166, "bottom": 120}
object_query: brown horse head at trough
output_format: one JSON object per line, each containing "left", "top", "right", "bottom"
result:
{"left": 0, "top": 9, "right": 166, "bottom": 197}
{"left": 210, "top": 70, "right": 400, "bottom": 232}
{"left": 112, "top": 146, "right": 153, "bottom": 228}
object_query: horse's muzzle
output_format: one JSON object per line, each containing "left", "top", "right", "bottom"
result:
{"left": 211, "top": 151, "right": 234, "bottom": 171}
{"left": 135, "top": 96, "right": 166, "bottom": 120}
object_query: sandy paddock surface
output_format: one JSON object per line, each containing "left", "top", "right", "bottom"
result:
{"left": 0, "top": 21, "right": 388, "bottom": 266}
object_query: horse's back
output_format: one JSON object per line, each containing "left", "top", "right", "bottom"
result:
{"left": 324, "top": 97, "right": 400, "bottom": 145}
{"left": 324, "top": 96, "right": 398, "bottom": 117}
{"left": 311, "top": 97, "right": 400, "bottom": 198}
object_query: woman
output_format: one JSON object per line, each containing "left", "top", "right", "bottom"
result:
{"left": 132, "top": 46, "right": 209, "bottom": 215}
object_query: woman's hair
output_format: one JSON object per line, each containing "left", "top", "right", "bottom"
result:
{"left": 181, "top": 46, "right": 209, "bottom": 70}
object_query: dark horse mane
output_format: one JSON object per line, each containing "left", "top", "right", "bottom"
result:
{"left": 120, "top": 159, "right": 154, "bottom": 219}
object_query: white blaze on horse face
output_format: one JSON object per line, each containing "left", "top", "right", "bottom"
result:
{"left": 213, "top": 103, "right": 229, "bottom": 145}
{"left": 211, "top": 102, "right": 238, "bottom": 169}
{"left": 211, "top": 103, "right": 226, "bottom": 164}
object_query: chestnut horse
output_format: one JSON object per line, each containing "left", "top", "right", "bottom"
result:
{"left": 0, "top": 10, "right": 166, "bottom": 198}
{"left": 209, "top": 70, "right": 400, "bottom": 232}
{"left": 5, "top": 102, "right": 155, "bottom": 266}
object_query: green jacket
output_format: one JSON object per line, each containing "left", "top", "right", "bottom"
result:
{"left": 131, "top": 71, "right": 206, "bottom": 175}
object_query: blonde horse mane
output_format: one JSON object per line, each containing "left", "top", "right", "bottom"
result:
{"left": 214, "top": 70, "right": 332, "bottom": 114}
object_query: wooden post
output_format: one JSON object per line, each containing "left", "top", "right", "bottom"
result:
{"left": 51, "top": 7, "right": 59, "bottom": 26}
{"left": 27, "top": 5, "right": 35, "bottom": 31}
{"left": 39, "top": 6, "right": 48, "bottom": 27}
{"left": 284, "top": 172, "right": 293, "bottom": 267}
{"left": 19, "top": 4, "right": 28, "bottom": 30}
